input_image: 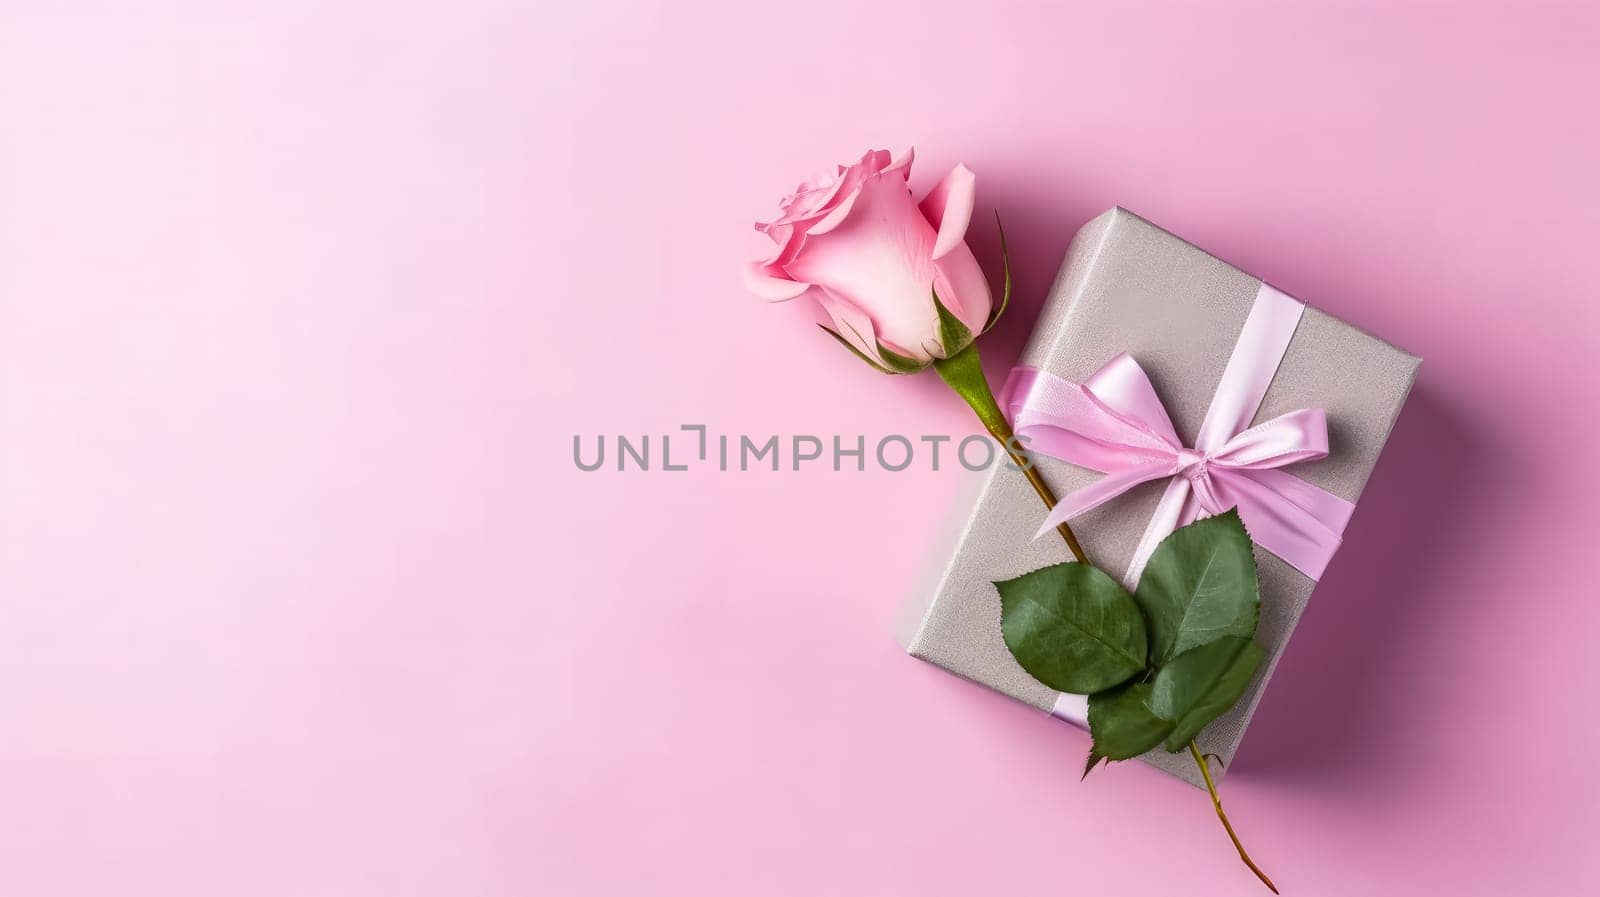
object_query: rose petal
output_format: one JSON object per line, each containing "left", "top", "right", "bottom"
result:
{"left": 759, "top": 152, "right": 882, "bottom": 230}
{"left": 885, "top": 146, "right": 915, "bottom": 180}
{"left": 805, "top": 184, "right": 862, "bottom": 236}
{"left": 919, "top": 163, "right": 976, "bottom": 261}
{"left": 931, "top": 244, "right": 993, "bottom": 333}
{"left": 745, "top": 262, "right": 811, "bottom": 302}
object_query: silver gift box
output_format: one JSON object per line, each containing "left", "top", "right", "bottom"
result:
{"left": 896, "top": 207, "right": 1420, "bottom": 787}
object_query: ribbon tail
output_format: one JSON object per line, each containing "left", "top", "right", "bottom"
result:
{"left": 1193, "top": 284, "right": 1306, "bottom": 451}
{"left": 1217, "top": 468, "right": 1354, "bottom": 580}
{"left": 1049, "top": 692, "right": 1089, "bottom": 730}
{"left": 1032, "top": 462, "right": 1177, "bottom": 540}
{"left": 1122, "top": 478, "right": 1198, "bottom": 590}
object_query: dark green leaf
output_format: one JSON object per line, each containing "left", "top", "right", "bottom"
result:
{"left": 1081, "top": 750, "right": 1107, "bottom": 780}
{"left": 931, "top": 287, "right": 973, "bottom": 358}
{"left": 1149, "top": 636, "right": 1264, "bottom": 751}
{"left": 1133, "top": 509, "right": 1260, "bottom": 665}
{"left": 1087, "top": 680, "right": 1172, "bottom": 761}
{"left": 997, "top": 563, "right": 1148, "bottom": 694}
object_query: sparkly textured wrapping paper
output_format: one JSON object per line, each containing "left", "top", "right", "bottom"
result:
{"left": 897, "top": 207, "right": 1420, "bottom": 788}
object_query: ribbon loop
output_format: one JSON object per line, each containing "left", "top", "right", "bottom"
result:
{"left": 1008, "top": 284, "right": 1355, "bottom": 586}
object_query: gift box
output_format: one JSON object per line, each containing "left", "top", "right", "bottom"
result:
{"left": 896, "top": 207, "right": 1419, "bottom": 787}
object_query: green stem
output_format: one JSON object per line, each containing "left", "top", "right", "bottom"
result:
{"left": 1189, "top": 742, "right": 1278, "bottom": 893}
{"left": 932, "top": 342, "right": 1088, "bottom": 565}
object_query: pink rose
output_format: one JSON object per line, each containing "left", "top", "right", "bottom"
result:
{"left": 747, "top": 148, "right": 996, "bottom": 371}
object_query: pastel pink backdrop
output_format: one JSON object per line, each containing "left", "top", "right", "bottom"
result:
{"left": 2, "top": 2, "right": 1596, "bottom": 895}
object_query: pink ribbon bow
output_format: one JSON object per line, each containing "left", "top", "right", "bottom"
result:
{"left": 1001, "top": 284, "right": 1355, "bottom": 586}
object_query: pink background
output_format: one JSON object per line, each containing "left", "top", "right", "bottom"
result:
{"left": 3, "top": 2, "right": 1598, "bottom": 894}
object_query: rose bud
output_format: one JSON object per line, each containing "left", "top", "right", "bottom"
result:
{"left": 747, "top": 147, "right": 1070, "bottom": 551}
{"left": 746, "top": 148, "right": 1005, "bottom": 373}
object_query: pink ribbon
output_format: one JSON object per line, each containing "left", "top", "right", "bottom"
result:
{"left": 1002, "top": 284, "right": 1354, "bottom": 587}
